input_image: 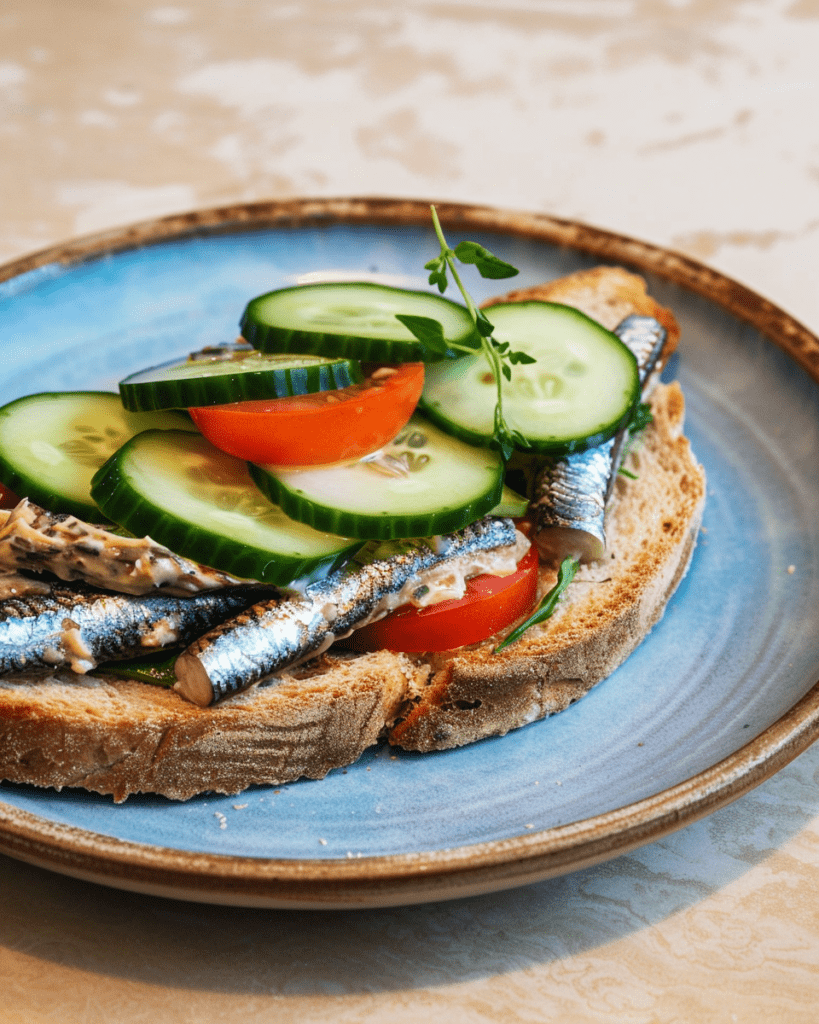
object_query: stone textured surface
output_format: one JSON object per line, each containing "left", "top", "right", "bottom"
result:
{"left": 1, "top": 1, "right": 819, "bottom": 1020}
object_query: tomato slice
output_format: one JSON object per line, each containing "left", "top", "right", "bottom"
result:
{"left": 0, "top": 482, "right": 20, "bottom": 509}
{"left": 348, "top": 538, "right": 539, "bottom": 653}
{"left": 189, "top": 363, "right": 424, "bottom": 466}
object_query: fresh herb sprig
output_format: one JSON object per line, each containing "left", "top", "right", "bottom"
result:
{"left": 395, "top": 205, "right": 536, "bottom": 461}
{"left": 618, "top": 401, "right": 653, "bottom": 480}
{"left": 494, "top": 554, "right": 579, "bottom": 652}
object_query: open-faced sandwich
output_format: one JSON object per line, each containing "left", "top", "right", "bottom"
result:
{"left": 0, "top": 214, "right": 705, "bottom": 801}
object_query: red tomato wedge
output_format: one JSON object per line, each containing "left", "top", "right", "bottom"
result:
{"left": 348, "top": 538, "right": 539, "bottom": 653}
{"left": 189, "top": 363, "right": 424, "bottom": 466}
{"left": 0, "top": 482, "right": 20, "bottom": 509}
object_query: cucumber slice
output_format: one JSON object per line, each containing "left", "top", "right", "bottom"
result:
{"left": 489, "top": 483, "right": 529, "bottom": 518}
{"left": 250, "top": 415, "right": 504, "bottom": 540}
{"left": 241, "top": 282, "right": 478, "bottom": 363}
{"left": 0, "top": 391, "right": 191, "bottom": 519}
{"left": 420, "top": 301, "right": 640, "bottom": 455}
{"left": 119, "top": 344, "right": 363, "bottom": 412}
{"left": 90, "top": 429, "right": 357, "bottom": 585}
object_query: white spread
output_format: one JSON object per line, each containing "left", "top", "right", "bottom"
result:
{"left": 340, "top": 529, "right": 530, "bottom": 634}
{"left": 58, "top": 618, "right": 96, "bottom": 674}
{"left": 139, "top": 617, "right": 180, "bottom": 648}
{"left": 0, "top": 499, "right": 246, "bottom": 596}
{"left": 404, "top": 529, "right": 529, "bottom": 609}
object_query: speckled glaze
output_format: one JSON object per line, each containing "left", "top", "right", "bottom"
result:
{"left": 0, "top": 199, "right": 817, "bottom": 908}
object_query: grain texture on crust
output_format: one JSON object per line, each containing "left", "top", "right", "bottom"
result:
{"left": 0, "top": 650, "right": 422, "bottom": 801}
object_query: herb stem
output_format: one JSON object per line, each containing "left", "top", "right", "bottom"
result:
{"left": 430, "top": 205, "right": 516, "bottom": 456}
{"left": 494, "top": 555, "right": 580, "bottom": 652}
{"left": 430, "top": 207, "right": 481, "bottom": 320}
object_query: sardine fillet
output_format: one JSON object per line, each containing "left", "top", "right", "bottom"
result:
{"left": 0, "top": 583, "right": 267, "bottom": 676}
{"left": 175, "top": 516, "right": 519, "bottom": 706}
{"left": 0, "top": 500, "right": 248, "bottom": 596}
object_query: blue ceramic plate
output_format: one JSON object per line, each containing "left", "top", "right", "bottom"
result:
{"left": 0, "top": 199, "right": 818, "bottom": 908}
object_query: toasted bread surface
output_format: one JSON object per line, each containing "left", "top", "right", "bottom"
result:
{"left": 0, "top": 267, "right": 704, "bottom": 800}
{"left": 0, "top": 650, "right": 423, "bottom": 801}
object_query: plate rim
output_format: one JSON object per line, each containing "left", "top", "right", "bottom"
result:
{"left": 1, "top": 195, "right": 818, "bottom": 909}
{"left": 3, "top": 679, "right": 819, "bottom": 908}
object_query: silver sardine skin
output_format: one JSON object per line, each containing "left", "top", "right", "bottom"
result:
{"left": 0, "top": 583, "right": 268, "bottom": 675}
{"left": 614, "top": 315, "right": 669, "bottom": 388}
{"left": 532, "top": 314, "right": 667, "bottom": 562}
{"left": 174, "top": 516, "right": 518, "bottom": 705}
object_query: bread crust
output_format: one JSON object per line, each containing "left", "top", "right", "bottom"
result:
{"left": 0, "top": 650, "right": 425, "bottom": 801}
{"left": 0, "top": 267, "right": 705, "bottom": 801}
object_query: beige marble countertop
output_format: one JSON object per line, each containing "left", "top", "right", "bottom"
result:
{"left": 1, "top": 2, "right": 819, "bottom": 1021}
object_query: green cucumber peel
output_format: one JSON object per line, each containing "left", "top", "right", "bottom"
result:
{"left": 118, "top": 345, "right": 364, "bottom": 411}
{"left": 397, "top": 206, "right": 535, "bottom": 461}
{"left": 494, "top": 554, "right": 580, "bottom": 652}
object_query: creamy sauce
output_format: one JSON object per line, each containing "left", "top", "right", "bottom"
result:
{"left": 394, "top": 529, "right": 529, "bottom": 610}
{"left": 0, "top": 499, "right": 246, "bottom": 596}
{"left": 59, "top": 618, "right": 96, "bottom": 674}
{"left": 329, "top": 529, "right": 529, "bottom": 638}
{"left": 139, "top": 618, "right": 180, "bottom": 648}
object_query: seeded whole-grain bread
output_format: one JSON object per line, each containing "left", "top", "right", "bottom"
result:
{"left": 0, "top": 267, "right": 705, "bottom": 801}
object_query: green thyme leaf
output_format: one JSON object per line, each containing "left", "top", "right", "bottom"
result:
{"left": 395, "top": 313, "right": 450, "bottom": 355}
{"left": 451, "top": 241, "right": 485, "bottom": 262}
{"left": 424, "top": 256, "right": 448, "bottom": 292}
{"left": 629, "top": 401, "right": 653, "bottom": 434}
{"left": 475, "top": 309, "right": 495, "bottom": 337}
{"left": 509, "top": 426, "right": 530, "bottom": 450}
{"left": 495, "top": 430, "right": 516, "bottom": 462}
{"left": 494, "top": 555, "right": 580, "bottom": 652}
{"left": 508, "top": 349, "right": 537, "bottom": 365}
{"left": 429, "top": 269, "right": 448, "bottom": 293}
{"left": 453, "top": 241, "right": 520, "bottom": 280}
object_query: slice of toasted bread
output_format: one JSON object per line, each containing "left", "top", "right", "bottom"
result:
{"left": 0, "top": 267, "right": 705, "bottom": 800}
{"left": 0, "top": 649, "right": 425, "bottom": 801}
